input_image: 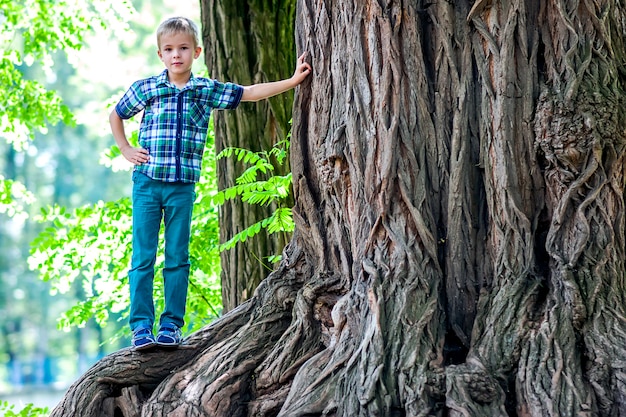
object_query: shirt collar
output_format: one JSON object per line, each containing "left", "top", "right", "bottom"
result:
{"left": 156, "top": 69, "right": 198, "bottom": 90}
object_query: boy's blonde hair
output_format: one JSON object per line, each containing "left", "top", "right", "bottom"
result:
{"left": 157, "top": 17, "right": 200, "bottom": 49}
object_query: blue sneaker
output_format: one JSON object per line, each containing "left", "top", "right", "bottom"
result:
{"left": 132, "top": 326, "right": 156, "bottom": 351}
{"left": 156, "top": 323, "right": 182, "bottom": 348}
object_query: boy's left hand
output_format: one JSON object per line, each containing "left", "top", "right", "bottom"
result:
{"left": 292, "top": 52, "right": 312, "bottom": 84}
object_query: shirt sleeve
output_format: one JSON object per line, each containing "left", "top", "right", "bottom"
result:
{"left": 115, "top": 80, "right": 148, "bottom": 119}
{"left": 208, "top": 81, "right": 243, "bottom": 110}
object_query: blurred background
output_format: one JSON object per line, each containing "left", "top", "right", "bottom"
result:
{"left": 0, "top": 0, "right": 203, "bottom": 410}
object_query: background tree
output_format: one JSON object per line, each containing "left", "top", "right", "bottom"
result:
{"left": 200, "top": 0, "right": 297, "bottom": 311}
{"left": 50, "top": 1, "right": 626, "bottom": 416}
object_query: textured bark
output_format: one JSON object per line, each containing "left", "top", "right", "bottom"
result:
{"left": 200, "top": 0, "right": 296, "bottom": 312}
{"left": 51, "top": 1, "right": 626, "bottom": 416}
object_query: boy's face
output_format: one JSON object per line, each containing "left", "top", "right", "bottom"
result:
{"left": 157, "top": 32, "right": 202, "bottom": 78}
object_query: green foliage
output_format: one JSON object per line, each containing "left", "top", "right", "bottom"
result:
{"left": 213, "top": 139, "right": 294, "bottom": 258}
{"left": 0, "top": 401, "right": 49, "bottom": 417}
{"left": 0, "top": 0, "right": 128, "bottom": 60}
{"left": 218, "top": 207, "right": 294, "bottom": 252}
{"left": 0, "top": 175, "right": 35, "bottom": 218}
{"left": 0, "top": 0, "right": 133, "bottom": 149}
{"left": 29, "top": 199, "right": 133, "bottom": 330}
{"left": 0, "top": 57, "right": 74, "bottom": 150}
{"left": 28, "top": 128, "right": 223, "bottom": 335}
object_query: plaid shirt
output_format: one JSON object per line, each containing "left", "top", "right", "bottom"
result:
{"left": 115, "top": 70, "right": 243, "bottom": 183}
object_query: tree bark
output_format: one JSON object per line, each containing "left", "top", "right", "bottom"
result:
{"left": 200, "top": 0, "right": 297, "bottom": 312}
{"left": 51, "top": 1, "right": 626, "bottom": 416}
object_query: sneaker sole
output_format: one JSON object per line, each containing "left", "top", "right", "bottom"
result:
{"left": 133, "top": 340, "right": 157, "bottom": 351}
{"left": 156, "top": 341, "right": 180, "bottom": 349}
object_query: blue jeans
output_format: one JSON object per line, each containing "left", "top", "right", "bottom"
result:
{"left": 129, "top": 171, "right": 195, "bottom": 331}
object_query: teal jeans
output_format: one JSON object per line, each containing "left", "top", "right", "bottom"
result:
{"left": 129, "top": 171, "right": 195, "bottom": 332}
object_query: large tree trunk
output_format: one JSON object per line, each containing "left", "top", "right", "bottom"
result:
{"left": 201, "top": 0, "right": 297, "bottom": 312}
{"left": 51, "top": 1, "right": 626, "bottom": 416}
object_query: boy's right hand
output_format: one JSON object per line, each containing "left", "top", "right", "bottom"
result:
{"left": 121, "top": 146, "right": 149, "bottom": 166}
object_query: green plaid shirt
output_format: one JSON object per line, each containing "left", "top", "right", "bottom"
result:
{"left": 115, "top": 70, "right": 243, "bottom": 183}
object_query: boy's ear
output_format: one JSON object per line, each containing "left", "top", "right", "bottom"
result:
{"left": 194, "top": 46, "right": 202, "bottom": 59}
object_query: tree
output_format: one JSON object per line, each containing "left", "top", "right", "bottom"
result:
{"left": 50, "top": 1, "right": 626, "bottom": 416}
{"left": 201, "top": 0, "right": 298, "bottom": 311}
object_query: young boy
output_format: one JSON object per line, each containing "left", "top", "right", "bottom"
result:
{"left": 109, "top": 16, "right": 311, "bottom": 350}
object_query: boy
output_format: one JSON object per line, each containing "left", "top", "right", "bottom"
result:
{"left": 109, "top": 16, "right": 311, "bottom": 350}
